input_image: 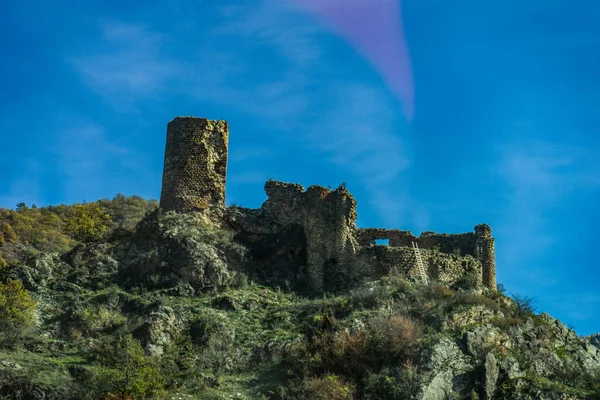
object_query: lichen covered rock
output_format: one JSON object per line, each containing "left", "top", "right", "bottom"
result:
{"left": 118, "top": 210, "right": 245, "bottom": 291}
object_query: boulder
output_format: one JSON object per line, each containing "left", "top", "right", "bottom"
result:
{"left": 417, "top": 337, "right": 473, "bottom": 400}
{"left": 132, "top": 305, "right": 181, "bottom": 356}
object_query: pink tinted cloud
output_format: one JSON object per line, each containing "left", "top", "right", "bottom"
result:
{"left": 289, "top": 0, "right": 415, "bottom": 120}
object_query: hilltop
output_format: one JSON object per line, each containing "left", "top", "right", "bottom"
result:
{"left": 0, "top": 203, "right": 599, "bottom": 399}
{"left": 0, "top": 116, "right": 598, "bottom": 399}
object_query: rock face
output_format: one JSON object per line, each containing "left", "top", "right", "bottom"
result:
{"left": 132, "top": 305, "right": 181, "bottom": 356}
{"left": 159, "top": 117, "right": 229, "bottom": 223}
{"left": 117, "top": 211, "right": 245, "bottom": 292}
{"left": 418, "top": 337, "right": 473, "bottom": 400}
{"left": 416, "top": 313, "right": 600, "bottom": 400}
{"left": 588, "top": 333, "right": 600, "bottom": 349}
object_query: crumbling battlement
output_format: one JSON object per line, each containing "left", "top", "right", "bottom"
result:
{"left": 158, "top": 116, "right": 497, "bottom": 293}
{"left": 355, "top": 225, "right": 496, "bottom": 289}
{"left": 355, "top": 245, "right": 483, "bottom": 287}
{"left": 160, "top": 117, "right": 229, "bottom": 222}
{"left": 261, "top": 180, "right": 359, "bottom": 293}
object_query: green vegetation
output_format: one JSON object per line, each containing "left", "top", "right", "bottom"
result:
{"left": 0, "top": 194, "right": 158, "bottom": 260}
{"left": 91, "top": 334, "right": 167, "bottom": 399}
{"left": 0, "top": 279, "right": 35, "bottom": 347}
{"left": 64, "top": 203, "right": 112, "bottom": 243}
{"left": 0, "top": 196, "right": 598, "bottom": 399}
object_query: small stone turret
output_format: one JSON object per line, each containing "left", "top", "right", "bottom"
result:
{"left": 159, "top": 117, "right": 229, "bottom": 222}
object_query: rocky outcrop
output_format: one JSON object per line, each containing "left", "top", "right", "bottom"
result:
{"left": 116, "top": 210, "right": 245, "bottom": 292}
{"left": 588, "top": 333, "right": 600, "bottom": 349}
{"left": 417, "top": 337, "right": 474, "bottom": 400}
{"left": 132, "top": 305, "right": 181, "bottom": 356}
{"left": 416, "top": 313, "right": 600, "bottom": 400}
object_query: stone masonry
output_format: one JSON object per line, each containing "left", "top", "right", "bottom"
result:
{"left": 260, "top": 180, "right": 359, "bottom": 293}
{"left": 158, "top": 116, "right": 497, "bottom": 292}
{"left": 160, "top": 117, "right": 229, "bottom": 222}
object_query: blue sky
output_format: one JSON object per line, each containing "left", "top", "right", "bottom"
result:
{"left": 1, "top": 0, "right": 599, "bottom": 335}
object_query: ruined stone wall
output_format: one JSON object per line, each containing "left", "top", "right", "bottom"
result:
{"left": 156, "top": 116, "right": 497, "bottom": 293}
{"left": 356, "top": 228, "right": 475, "bottom": 254}
{"left": 356, "top": 228, "right": 417, "bottom": 247}
{"left": 160, "top": 117, "right": 229, "bottom": 222}
{"left": 356, "top": 225, "right": 496, "bottom": 290}
{"left": 261, "top": 180, "right": 358, "bottom": 293}
{"left": 355, "top": 246, "right": 483, "bottom": 286}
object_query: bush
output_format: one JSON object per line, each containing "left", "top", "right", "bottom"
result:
{"left": 310, "top": 312, "right": 422, "bottom": 380}
{"left": 0, "top": 222, "right": 17, "bottom": 243}
{"left": 510, "top": 294, "right": 537, "bottom": 319}
{"left": 64, "top": 203, "right": 112, "bottom": 242}
{"left": 489, "top": 316, "right": 522, "bottom": 330}
{"left": 91, "top": 334, "right": 167, "bottom": 399}
{"left": 368, "top": 314, "right": 422, "bottom": 362}
{"left": 363, "top": 362, "right": 421, "bottom": 400}
{"left": 428, "top": 284, "right": 455, "bottom": 300}
{"left": 0, "top": 279, "right": 35, "bottom": 347}
{"left": 70, "top": 305, "right": 127, "bottom": 337}
{"left": 452, "top": 272, "right": 480, "bottom": 290}
{"left": 455, "top": 293, "right": 499, "bottom": 312}
{"left": 303, "top": 374, "right": 356, "bottom": 400}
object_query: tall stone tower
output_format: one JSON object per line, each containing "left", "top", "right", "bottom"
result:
{"left": 160, "top": 117, "right": 229, "bottom": 221}
{"left": 474, "top": 224, "right": 496, "bottom": 291}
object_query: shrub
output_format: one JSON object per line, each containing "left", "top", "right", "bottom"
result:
{"left": 303, "top": 374, "right": 356, "bottom": 400}
{"left": 452, "top": 272, "right": 480, "bottom": 290}
{"left": 363, "top": 362, "right": 421, "bottom": 400}
{"left": 510, "top": 294, "right": 537, "bottom": 319}
{"left": 64, "top": 203, "right": 112, "bottom": 242}
{"left": 428, "top": 284, "right": 455, "bottom": 300}
{"left": 70, "top": 305, "right": 127, "bottom": 336}
{"left": 368, "top": 314, "right": 422, "bottom": 362}
{"left": 0, "top": 222, "right": 17, "bottom": 243}
{"left": 489, "top": 316, "right": 522, "bottom": 330}
{"left": 91, "top": 334, "right": 166, "bottom": 399}
{"left": 0, "top": 279, "right": 36, "bottom": 347}
{"left": 328, "top": 330, "right": 370, "bottom": 376}
{"left": 455, "top": 293, "right": 499, "bottom": 312}
{"left": 311, "top": 312, "right": 422, "bottom": 380}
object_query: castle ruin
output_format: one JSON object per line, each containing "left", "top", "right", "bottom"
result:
{"left": 160, "top": 117, "right": 229, "bottom": 222}
{"left": 159, "top": 117, "right": 497, "bottom": 293}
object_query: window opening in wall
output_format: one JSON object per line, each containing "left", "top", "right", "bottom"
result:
{"left": 375, "top": 238, "right": 390, "bottom": 246}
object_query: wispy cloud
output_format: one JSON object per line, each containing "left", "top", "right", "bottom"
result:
{"left": 69, "top": 21, "right": 180, "bottom": 102}
{"left": 52, "top": 119, "right": 139, "bottom": 202}
{"left": 495, "top": 138, "right": 600, "bottom": 273}
{"left": 191, "top": 0, "right": 418, "bottom": 226}
{"left": 66, "top": 0, "right": 419, "bottom": 227}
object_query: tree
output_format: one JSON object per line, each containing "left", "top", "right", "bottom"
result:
{"left": 0, "top": 222, "right": 17, "bottom": 244}
{"left": 64, "top": 203, "right": 112, "bottom": 242}
{"left": 92, "top": 335, "right": 166, "bottom": 399}
{"left": 0, "top": 279, "right": 36, "bottom": 347}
